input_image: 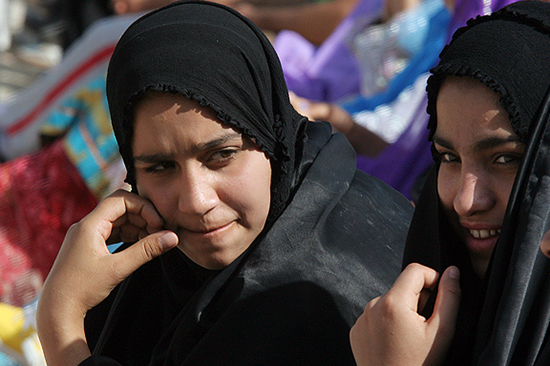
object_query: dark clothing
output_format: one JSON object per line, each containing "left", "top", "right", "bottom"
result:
{"left": 85, "top": 2, "right": 414, "bottom": 364}
{"left": 83, "top": 122, "right": 413, "bottom": 365}
{"left": 404, "top": 2, "right": 550, "bottom": 365}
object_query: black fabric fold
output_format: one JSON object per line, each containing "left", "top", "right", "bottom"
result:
{"left": 84, "top": 2, "right": 414, "bottom": 364}
{"left": 405, "top": 2, "right": 550, "bottom": 365}
{"left": 85, "top": 122, "right": 413, "bottom": 365}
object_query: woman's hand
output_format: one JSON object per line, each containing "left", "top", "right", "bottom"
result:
{"left": 289, "top": 92, "right": 389, "bottom": 157}
{"left": 289, "top": 92, "right": 355, "bottom": 134}
{"left": 36, "top": 189, "right": 178, "bottom": 366}
{"left": 350, "top": 263, "right": 461, "bottom": 366}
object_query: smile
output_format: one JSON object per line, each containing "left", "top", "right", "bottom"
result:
{"left": 469, "top": 229, "right": 501, "bottom": 239}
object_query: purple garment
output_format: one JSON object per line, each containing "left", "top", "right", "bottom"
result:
{"left": 356, "top": 90, "right": 432, "bottom": 201}
{"left": 355, "top": 0, "right": 519, "bottom": 200}
{"left": 274, "top": 0, "right": 383, "bottom": 102}
{"left": 277, "top": 0, "right": 519, "bottom": 199}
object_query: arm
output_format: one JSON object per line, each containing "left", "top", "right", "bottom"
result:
{"left": 350, "top": 263, "right": 461, "bottom": 366}
{"left": 36, "top": 189, "right": 179, "bottom": 366}
{"left": 234, "top": 0, "right": 358, "bottom": 46}
{"left": 289, "top": 92, "right": 389, "bottom": 157}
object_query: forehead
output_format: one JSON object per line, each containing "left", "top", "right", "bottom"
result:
{"left": 131, "top": 91, "right": 242, "bottom": 151}
{"left": 434, "top": 76, "right": 516, "bottom": 148}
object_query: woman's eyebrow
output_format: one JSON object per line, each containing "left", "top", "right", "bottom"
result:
{"left": 133, "top": 152, "right": 173, "bottom": 164}
{"left": 472, "top": 136, "right": 523, "bottom": 152}
{"left": 193, "top": 132, "right": 242, "bottom": 153}
{"left": 133, "top": 132, "right": 243, "bottom": 163}
{"left": 432, "top": 134, "right": 523, "bottom": 152}
{"left": 432, "top": 135, "right": 453, "bottom": 150}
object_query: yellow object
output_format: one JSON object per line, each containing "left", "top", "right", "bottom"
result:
{"left": 0, "top": 302, "right": 34, "bottom": 353}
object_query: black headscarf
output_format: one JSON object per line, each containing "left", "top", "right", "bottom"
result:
{"left": 404, "top": 2, "right": 550, "bottom": 364}
{"left": 106, "top": 0, "right": 308, "bottom": 222}
{"left": 83, "top": 1, "right": 414, "bottom": 365}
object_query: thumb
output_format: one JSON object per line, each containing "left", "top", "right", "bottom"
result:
{"left": 426, "top": 266, "right": 461, "bottom": 361}
{"left": 112, "top": 231, "right": 179, "bottom": 280}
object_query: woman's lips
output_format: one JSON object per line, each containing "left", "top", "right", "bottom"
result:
{"left": 182, "top": 221, "right": 234, "bottom": 236}
{"left": 464, "top": 228, "right": 501, "bottom": 255}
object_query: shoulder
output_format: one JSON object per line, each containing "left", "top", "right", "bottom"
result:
{"left": 350, "top": 168, "right": 415, "bottom": 217}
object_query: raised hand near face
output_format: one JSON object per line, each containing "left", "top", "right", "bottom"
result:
{"left": 350, "top": 263, "right": 462, "bottom": 366}
{"left": 36, "top": 189, "right": 179, "bottom": 366}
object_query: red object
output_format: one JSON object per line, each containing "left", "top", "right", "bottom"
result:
{"left": 0, "top": 140, "right": 98, "bottom": 306}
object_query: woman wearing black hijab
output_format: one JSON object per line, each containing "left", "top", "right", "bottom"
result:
{"left": 35, "top": 1, "right": 413, "bottom": 365}
{"left": 350, "top": 2, "right": 550, "bottom": 365}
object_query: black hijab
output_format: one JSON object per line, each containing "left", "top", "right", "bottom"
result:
{"left": 83, "top": 1, "right": 414, "bottom": 365}
{"left": 106, "top": 0, "right": 308, "bottom": 223}
{"left": 404, "top": 2, "right": 550, "bottom": 364}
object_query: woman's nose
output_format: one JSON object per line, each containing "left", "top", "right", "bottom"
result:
{"left": 177, "top": 169, "right": 219, "bottom": 216}
{"left": 453, "top": 170, "right": 495, "bottom": 217}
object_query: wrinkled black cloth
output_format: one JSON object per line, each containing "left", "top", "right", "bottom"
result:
{"left": 404, "top": 2, "right": 550, "bottom": 365}
{"left": 82, "top": 1, "right": 413, "bottom": 364}
{"left": 83, "top": 122, "right": 413, "bottom": 365}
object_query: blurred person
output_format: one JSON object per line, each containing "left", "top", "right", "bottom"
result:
{"left": 231, "top": 0, "right": 360, "bottom": 46}
{"left": 110, "top": 0, "right": 176, "bottom": 14}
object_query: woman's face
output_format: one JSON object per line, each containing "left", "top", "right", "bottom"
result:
{"left": 132, "top": 92, "right": 272, "bottom": 270}
{"left": 434, "top": 76, "right": 525, "bottom": 278}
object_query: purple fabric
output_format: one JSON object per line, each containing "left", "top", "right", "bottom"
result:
{"left": 274, "top": 0, "right": 383, "bottom": 102}
{"left": 356, "top": 95, "right": 432, "bottom": 200}
{"left": 355, "top": 0, "right": 519, "bottom": 200}
{"left": 276, "top": 0, "right": 520, "bottom": 200}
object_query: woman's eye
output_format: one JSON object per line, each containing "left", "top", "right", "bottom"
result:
{"left": 439, "top": 152, "right": 459, "bottom": 163}
{"left": 209, "top": 149, "right": 238, "bottom": 163}
{"left": 495, "top": 154, "right": 522, "bottom": 164}
{"left": 145, "top": 161, "right": 174, "bottom": 173}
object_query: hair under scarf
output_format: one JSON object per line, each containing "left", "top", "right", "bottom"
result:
{"left": 404, "top": 2, "right": 550, "bottom": 365}
{"left": 106, "top": 0, "right": 307, "bottom": 222}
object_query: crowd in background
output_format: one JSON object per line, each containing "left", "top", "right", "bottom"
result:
{"left": 0, "top": 0, "right": 526, "bottom": 364}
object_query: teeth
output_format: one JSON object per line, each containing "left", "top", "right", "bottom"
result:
{"left": 470, "top": 229, "right": 500, "bottom": 238}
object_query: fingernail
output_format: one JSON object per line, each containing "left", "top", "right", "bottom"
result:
{"left": 159, "top": 232, "right": 178, "bottom": 250}
{"left": 449, "top": 266, "right": 460, "bottom": 280}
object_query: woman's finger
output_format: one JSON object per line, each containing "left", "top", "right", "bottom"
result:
{"left": 388, "top": 263, "right": 440, "bottom": 312}
{"left": 110, "top": 231, "right": 179, "bottom": 281}
{"left": 427, "top": 266, "right": 461, "bottom": 332}
{"left": 86, "top": 190, "right": 165, "bottom": 241}
{"left": 425, "top": 266, "right": 461, "bottom": 365}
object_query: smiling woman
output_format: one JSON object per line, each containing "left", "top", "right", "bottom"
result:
{"left": 433, "top": 76, "right": 525, "bottom": 278}
{"left": 34, "top": 1, "right": 413, "bottom": 365}
{"left": 350, "top": 2, "right": 550, "bottom": 366}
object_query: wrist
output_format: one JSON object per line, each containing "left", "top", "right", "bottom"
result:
{"left": 37, "top": 289, "right": 91, "bottom": 366}
{"left": 328, "top": 104, "right": 355, "bottom": 135}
